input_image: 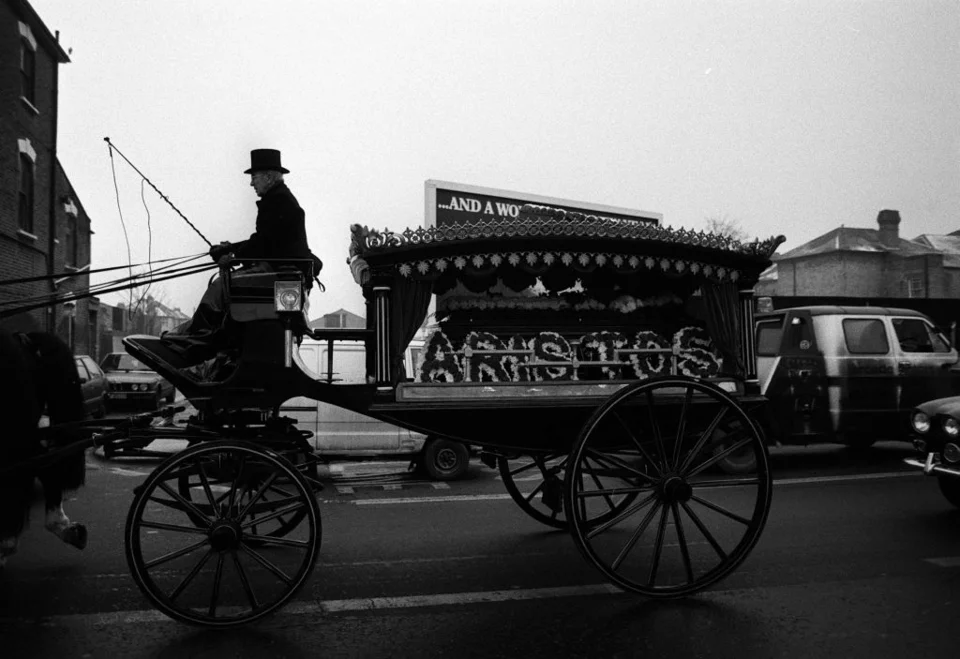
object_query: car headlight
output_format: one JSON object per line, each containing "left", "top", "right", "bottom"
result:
{"left": 912, "top": 411, "right": 931, "bottom": 434}
{"left": 944, "top": 418, "right": 960, "bottom": 437}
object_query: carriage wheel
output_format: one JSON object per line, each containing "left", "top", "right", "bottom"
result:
{"left": 498, "top": 452, "right": 569, "bottom": 529}
{"left": 565, "top": 375, "right": 771, "bottom": 597}
{"left": 175, "top": 443, "right": 319, "bottom": 541}
{"left": 126, "top": 440, "right": 321, "bottom": 627}
{"left": 499, "top": 452, "right": 640, "bottom": 530}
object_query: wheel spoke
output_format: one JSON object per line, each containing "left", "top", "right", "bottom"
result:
{"left": 522, "top": 479, "right": 547, "bottom": 505}
{"left": 645, "top": 389, "right": 668, "bottom": 472}
{"left": 242, "top": 533, "right": 310, "bottom": 549}
{"left": 690, "top": 494, "right": 752, "bottom": 525}
{"left": 584, "top": 455, "right": 622, "bottom": 513}
{"left": 196, "top": 460, "right": 220, "bottom": 519}
{"left": 232, "top": 550, "right": 259, "bottom": 610}
{"left": 237, "top": 471, "right": 281, "bottom": 520}
{"left": 688, "top": 477, "right": 760, "bottom": 489}
{"left": 671, "top": 501, "right": 695, "bottom": 584}
{"left": 239, "top": 542, "right": 293, "bottom": 585}
{"left": 168, "top": 547, "right": 214, "bottom": 602}
{"left": 583, "top": 448, "right": 654, "bottom": 483}
{"left": 139, "top": 520, "right": 209, "bottom": 536}
{"left": 612, "top": 409, "right": 664, "bottom": 477}
{"left": 646, "top": 504, "right": 670, "bottom": 587}
{"left": 208, "top": 553, "right": 225, "bottom": 617}
{"left": 157, "top": 481, "right": 214, "bottom": 528}
{"left": 239, "top": 501, "right": 307, "bottom": 530}
{"left": 144, "top": 537, "right": 209, "bottom": 569}
{"left": 576, "top": 485, "right": 654, "bottom": 498}
{"left": 226, "top": 455, "right": 247, "bottom": 515}
{"left": 610, "top": 500, "right": 662, "bottom": 571}
{"left": 680, "top": 500, "right": 728, "bottom": 560}
{"left": 678, "top": 406, "right": 729, "bottom": 474}
{"left": 685, "top": 435, "right": 754, "bottom": 479}
{"left": 671, "top": 386, "right": 693, "bottom": 470}
{"left": 585, "top": 492, "right": 657, "bottom": 540}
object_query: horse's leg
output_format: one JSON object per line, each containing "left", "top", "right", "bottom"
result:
{"left": 41, "top": 479, "right": 87, "bottom": 551}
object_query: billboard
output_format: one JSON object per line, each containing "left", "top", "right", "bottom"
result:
{"left": 424, "top": 180, "right": 661, "bottom": 228}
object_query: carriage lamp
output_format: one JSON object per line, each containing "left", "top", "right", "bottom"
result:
{"left": 943, "top": 418, "right": 960, "bottom": 438}
{"left": 275, "top": 281, "right": 303, "bottom": 312}
{"left": 911, "top": 411, "right": 931, "bottom": 434}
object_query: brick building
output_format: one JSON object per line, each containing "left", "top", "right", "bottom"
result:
{"left": 1, "top": 0, "right": 96, "bottom": 354}
{"left": 756, "top": 210, "right": 960, "bottom": 300}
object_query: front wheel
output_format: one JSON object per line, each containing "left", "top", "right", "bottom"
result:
{"left": 125, "top": 440, "right": 321, "bottom": 627}
{"left": 566, "top": 375, "right": 772, "bottom": 598}
{"left": 938, "top": 476, "right": 960, "bottom": 508}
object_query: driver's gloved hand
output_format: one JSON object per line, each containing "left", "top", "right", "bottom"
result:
{"left": 209, "top": 241, "right": 233, "bottom": 262}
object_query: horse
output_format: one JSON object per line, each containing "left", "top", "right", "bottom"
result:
{"left": 0, "top": 328, "right": 88, "bottom": 569}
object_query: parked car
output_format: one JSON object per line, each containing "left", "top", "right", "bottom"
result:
{"left": 100, "top": 352, "right": 177, "bottom": 411}
{"left": 905, "top": 396, "right": 960, "bottom": 508}
{"left": 281, "top": 335, "right": 472, "bottom": 481}
{"left": 755, "top": 306, "right": 958, "bottom": 451}
{"left": 74, "top": 354, "right": 107, "bottom": 419}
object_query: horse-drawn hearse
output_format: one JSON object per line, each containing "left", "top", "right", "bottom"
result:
{"left": 2, "top": 203, "right": 784, "bottom": 627}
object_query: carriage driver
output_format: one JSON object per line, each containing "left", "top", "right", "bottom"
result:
{"left": 162, "top": 148, "right": 321, "bottom": 372}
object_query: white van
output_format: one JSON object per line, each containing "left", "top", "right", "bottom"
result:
{"left": 281, "top": 337, "right": 472, "bottom": 480}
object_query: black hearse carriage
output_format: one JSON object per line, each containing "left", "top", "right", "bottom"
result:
{"left": 109, "top": 203, "right": 783, "bottom": 627}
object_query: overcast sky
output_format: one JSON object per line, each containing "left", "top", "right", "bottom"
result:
{"left": 30, "top": 0, "right": 960, "bottom": 317}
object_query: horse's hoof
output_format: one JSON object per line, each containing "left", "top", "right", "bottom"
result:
{"left": 63, "top": 523, "right": 88, "bottom": 550}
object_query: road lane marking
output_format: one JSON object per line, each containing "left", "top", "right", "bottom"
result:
{"left": 924, "top": 557, "right": 960, "bottom": 568}
{"left": 0, "top": 584, "right": 627, "bottom": 627}
{"left": 351, "top": 471, "right": 923, "bottom": 505}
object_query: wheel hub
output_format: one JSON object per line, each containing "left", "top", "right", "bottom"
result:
{"left": 660, "top": 475, "right": 693, "bottom": 503}
{"left": 208, "top": 521, "right": 242, "bottom": 552}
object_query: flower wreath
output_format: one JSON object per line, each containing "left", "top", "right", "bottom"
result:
{"left": 418, "top": 329, "right": 463, "bottom": 383}
{"left": 503, "top": 334, "right": 531, "bottom": 382}
{"left": 531, "top": 331, "right": 573, "bottom": 381}
{"left": 673, "top": 325, "right": 723, "bottom": 378}
{"left": 629, "top": 330, "right": 671, "bottom": 379}
{"left": 464, "top": 331, "right": 511, "bottom": 382}
{"left": 578, "top": 331, "right": 628, "bottom": 380}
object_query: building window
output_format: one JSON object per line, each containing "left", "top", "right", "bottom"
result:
{"left": 906, "top": 278, "right": 924, "bottom": 298}
{"left": 21, "top": 39, "right": 36, "bottom": 105}
{"left": 65, "top": 214, "right": 78, "bottom": 266}
{"left": 18, "top": 154, "right": 35, "bottom": 233}
{"left": 112, "top": 307, "right": 125, "bottom": 331}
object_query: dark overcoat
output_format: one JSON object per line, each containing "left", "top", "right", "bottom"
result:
{"left": 233, "top": 182, "right": 315, "bottom": 274}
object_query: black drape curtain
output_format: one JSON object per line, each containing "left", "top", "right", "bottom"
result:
{"left": 390, "top": 277, "right": 434, "bottom": 383}
{"left": 702, "top": 281, "right": 744, "bottom": 377}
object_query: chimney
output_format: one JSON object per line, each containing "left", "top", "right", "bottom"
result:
{"left": 877, "top": 209, "right": 901, "bottom": 248}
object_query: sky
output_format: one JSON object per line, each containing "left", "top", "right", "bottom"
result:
{"left": 29, "top": 0, "right": 960, "bottom": 318}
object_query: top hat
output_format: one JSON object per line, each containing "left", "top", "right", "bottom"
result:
{"left": 244, "top": 148, "right": 289, "bottom": 174}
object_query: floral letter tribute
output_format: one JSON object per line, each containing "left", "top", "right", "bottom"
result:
{"left": 629, "top": 330, "right": 671, "bottom": 379}
{"left": 673, "top": 326, "right": 723, "bottom": 378}
{"left": 579, "top": 331, "right": 629, "bottom": 380}
{"left": 503, "top": 334, "right": 531, "bottom": 382}
{"left": 464, "top": 331, "right": 511, "bottom": 382}
{"left": 418, "top": 329, "right": 463, "bottom": 383}
{"left": 531, "top": 332, "right": 573, "bottom": 381}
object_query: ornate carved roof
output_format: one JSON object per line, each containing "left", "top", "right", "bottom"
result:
{"left": 351, "top": 204, "right": 783, "bottom": 259}
{"left": 348, "top": 203, "right": 786, "bottom": 287}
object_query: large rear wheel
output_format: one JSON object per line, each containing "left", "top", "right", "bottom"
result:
{"left": 566, "top": 376, "right": 771, "bottom": 597}
{"left": 125, "top": 440, "right": 321, "bottom": 627}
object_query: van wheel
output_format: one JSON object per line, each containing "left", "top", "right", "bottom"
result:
{"left": 711, "top": 421, "right": 759, "bottom": 475}
{"left": 421, "top": 438, "right": 470, "bottom": 481}
{"left": 938, "top": 476, "right": 960, "bottom": 509}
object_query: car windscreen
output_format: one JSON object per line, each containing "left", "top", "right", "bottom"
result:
{"left": 101, "top": 354, "right": 153, "bottom": 371}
